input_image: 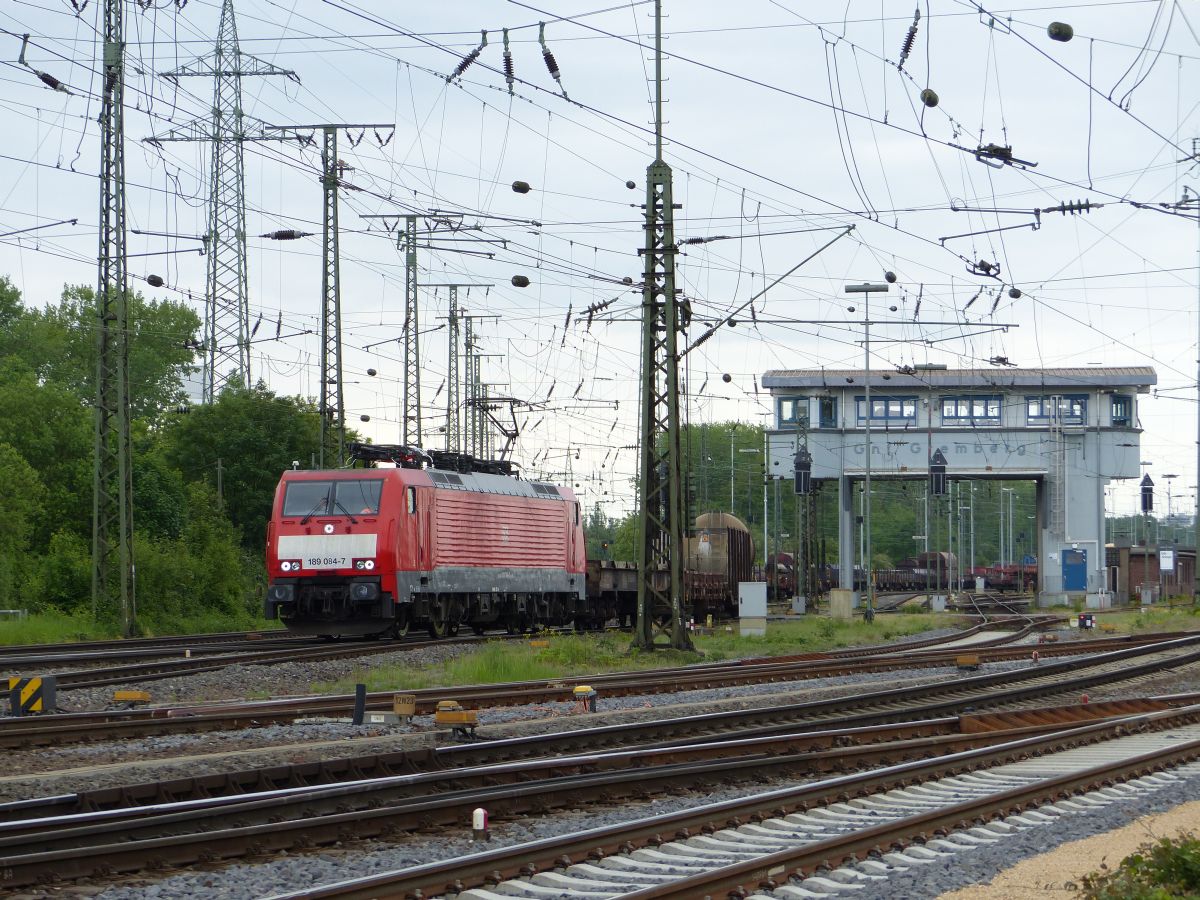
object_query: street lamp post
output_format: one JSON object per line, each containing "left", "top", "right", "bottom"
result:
{"left": 845, "top": 280, "right": 892, "bottom": 623}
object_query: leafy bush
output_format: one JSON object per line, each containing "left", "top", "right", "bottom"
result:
{"left": 1083, "top": 834, "right": 1200, "bottom": 899}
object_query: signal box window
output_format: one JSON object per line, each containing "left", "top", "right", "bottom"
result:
{"left": 1111, "top": 395, "right": 1132, "bottom": 427}
{"left": 778, "top": 397, "right": 806, "bottom": 427}
{"left": 941, "top": 395, "right": 1001, "bottom": 426}
{"left": 818, "top": 396, "right": 837, "bottom": 428}
{"left": 855, "top": 395, "right": 916, "bottom": 424}
{"left": 1026, "top": 394, "right": 1086, "bottom": 425}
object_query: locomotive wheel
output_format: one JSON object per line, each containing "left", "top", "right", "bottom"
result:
{"left": 389, "top": 619, "right": 410, "bottom": 640}
{"left": 427, "top": 613, "right": 448, "bottom": 639}
{"left": 447, "top": 622, "right": 461, "bottom": 637}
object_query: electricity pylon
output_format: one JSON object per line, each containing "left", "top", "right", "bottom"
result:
{"left": 93, "top": 0, "right": 135, "bottom": 636}
{"left": 273, "top": 124, "right": 392, "bottom": 467}
{"left": 633, "top": 0, "right": 692, "bottom": 651}
{"left": 151, "top": 0, "right": 296, "bottom": 402}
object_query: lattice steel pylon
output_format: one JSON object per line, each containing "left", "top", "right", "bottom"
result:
{"left": 445, "top": 286, "right": 460, "bottom": 452}
{"left": 153, "top": 0, "right": 295, "bottom": 403}
{"left": 319, "top": 127, "right": 345, "bottom": 468}
{"left": 401, "top": 215, "right": 420, "bottom": 445}
{"left": 93, "top": 0, "right": 135, "bottom": 636}
{"left": 634, "top": 0, "right": 693, "bottom": 651}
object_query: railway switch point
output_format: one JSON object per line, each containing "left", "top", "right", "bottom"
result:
{"left": 112, "top": 690, "right": 151, "bottom": 708}
{"left": 573, "top": 685, "right": 598, "bottom": 713}
{"left": 472, "top": 807, "right": 490, "bottom": 841}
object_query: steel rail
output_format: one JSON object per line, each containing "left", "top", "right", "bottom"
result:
{"left": 622, "top": 737, "right": 1200, "bottom": 898}
{"left": 0, "top": 695, "right": 1181, "bottom": 825}
{"left": 0, "top": 631, "right": 1179, "bottom": 750}
{"left": 3, "top": 702, "right": 1199, "bottom": 889}
{"left": 264, "top": 704, "right": 1200, "bottom": 900}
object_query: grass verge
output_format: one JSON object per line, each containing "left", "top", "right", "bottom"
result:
{"left": 0, "top": 610, "right": 284, "bottom": 646}
{"left": 314, "top": 613, "right": 955, "bottom": 695}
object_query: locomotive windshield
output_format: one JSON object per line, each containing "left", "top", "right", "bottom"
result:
{"left": 282, "top": 479, "right": 383, "bottom": 518}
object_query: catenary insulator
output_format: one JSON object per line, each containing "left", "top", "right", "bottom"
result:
{"left": 884, "top": 271, "right": 897, "bottom": 283}
{"left": 37, "top": 71, "right": 64, "bottom": 91}
{"left": 1047, "top": 22, "right": 1074, "bottom": 42}
{"left": 1008, "top": 287, "right": 1022, "bottom": 299}
{"left": 920, "top": 88, "right": 939, "bottom": 108}
{"left": 366, "top": 368, "right": 377, "bottom": 376}
{"left": 722, "top": 373, "right": 732, "bottom": 383}
{"left": 360, "top": 414, "right": 370, "bottom": 422}
{"left": 502, "top": 28, "right": 514, "bottom": 94}
{"left": 146, "top": 274, "right": 164, "bottom": 287}
{"left": 447, "top": 31, "right": 487, "bottom": 82}
{"left": 621, "top": 276, "right": 633, "bottom": 285}
{"left": 260, "top": 229, "right": 311, "bottom": 240}
{"left": 512, "top": 180, "right": 531, "bottom": 194}
{"left": 625, "top": 180, "right": 636, "bottom": 189}
{"left": 511, "top": 275, "right": 531, "bottom": 288}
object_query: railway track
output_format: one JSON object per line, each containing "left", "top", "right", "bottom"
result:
{"left": 0, "top": 628, "right": 1167, "bottom": 750}
{"left": 4, "top": 697, "right": 1197, "bottom": 891}
{"left": 267, "top": 706, "right": 1200, "bottom": 900}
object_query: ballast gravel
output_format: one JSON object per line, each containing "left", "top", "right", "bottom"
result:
{"left": 80, "top": 750, "right": 1200, "bottom": 900}
{"left": 0, "top": 651, "right": 1056, "bottom": 794}
{"left": 57, "top": 641, "right": 478, "bottom": 711}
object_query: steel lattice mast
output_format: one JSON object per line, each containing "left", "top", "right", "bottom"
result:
{"left": 93, "top": 0, "right": 135, "bottom": 636}
{"left": 633, "top": 0, "right": 692, "bottom": 651}
{"left": 153, "top": 0, "right": 295, "bottom": 402}
{"left": 446, "top": 286, "right": 460, "bottom": 452}
{"left": 401, "top": 214, "right": 420, "bottom": 445}
{"left": 319, "top": 126, "right": 344, "bottom": 467}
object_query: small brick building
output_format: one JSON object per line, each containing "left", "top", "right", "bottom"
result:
{"left": 1106, "top": 542, "right": 1195, "bottom": 603}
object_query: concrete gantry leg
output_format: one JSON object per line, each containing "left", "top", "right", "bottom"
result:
{"left": 838, "top": 475, "right": 855, "bottom": 593}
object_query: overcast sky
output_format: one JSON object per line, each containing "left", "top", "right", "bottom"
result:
{"left": 2, "top": 0, "right": 1198, "bottom": 519}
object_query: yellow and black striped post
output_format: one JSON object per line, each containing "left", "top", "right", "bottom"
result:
{"left": 7, "top": 677, "right": 56, "bottom": 716}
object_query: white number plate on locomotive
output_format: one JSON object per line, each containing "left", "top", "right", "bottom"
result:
{"left": 277, "top": 534, "right": 377, "bottom": 569}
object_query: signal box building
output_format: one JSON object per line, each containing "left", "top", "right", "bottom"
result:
{"left": 762, "top": 365, "right": 1156, "bottom": 603}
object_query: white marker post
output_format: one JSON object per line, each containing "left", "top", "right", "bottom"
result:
{"left": 472, "top": 807, "right": 489, "bottom": 841}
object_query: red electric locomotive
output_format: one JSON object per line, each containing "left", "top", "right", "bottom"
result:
{"left": 264, "top": 444, "right": 588, "bottom": 638}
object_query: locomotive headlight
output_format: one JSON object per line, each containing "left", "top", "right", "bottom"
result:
{"left": 352, "top": 558, "right": 376, "bottom": 571}
{"left": 279, "top": 559, "right": 301, "bottom": 572}
{"left": 364, "top": 559, "right": 375, "bottom": 571}
{"left": 280, "top": 561, "right": 292, "bottom": 572}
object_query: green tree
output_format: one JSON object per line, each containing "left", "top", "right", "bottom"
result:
{"left": 0, "top": 444, "right": 47, "bottom": 608}
{"left": 0, "top": 360, "right": 93, "bottom": 544}
{"left": 2, "top": 283, "right": 199, "bottom": 420}
{"left": 160, "top": 381, "right": 322, "bottom": 547}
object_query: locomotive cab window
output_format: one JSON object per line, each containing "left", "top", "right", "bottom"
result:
{"left": 282, "top": 480, "right": 383, "bottom": 517}
{"left": 337, "top": 479, "right": 383, "bottom": 515}
{"left": 406, "top": 486, "right": 416, "bottom": 514}
{"left": 283, "top": 481, "right": 331, "bottom": 517}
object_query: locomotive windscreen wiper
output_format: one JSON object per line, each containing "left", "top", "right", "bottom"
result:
{"left": 300, "top": 496, "right": 328, "bottom": 525}
{"left": 332, "top": 498, "right": 359, "bottom": 524}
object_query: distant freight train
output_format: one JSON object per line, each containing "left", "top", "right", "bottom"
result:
{"left": 264, "top": 444, "right": 753, "bottom": 638}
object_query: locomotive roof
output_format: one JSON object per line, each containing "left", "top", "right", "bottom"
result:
{"left": 281, "top": 466, "right": 574, "bottom": 502}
